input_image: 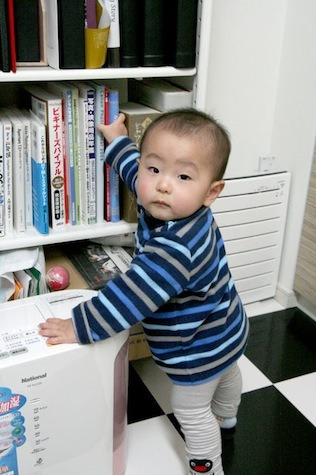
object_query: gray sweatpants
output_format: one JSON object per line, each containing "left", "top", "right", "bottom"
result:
{"left": 170, "top": 363, "right": 242, "bottom": 475}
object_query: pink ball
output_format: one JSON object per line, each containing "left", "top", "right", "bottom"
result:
{"left": 46, "top": 266, "right": 70, "bottom": 291}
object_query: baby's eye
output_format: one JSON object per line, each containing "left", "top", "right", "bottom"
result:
{"left": 149, "top": 166, "right": 159, "bottom": 174}
{"left": 179, "top": 174, "right": 191, "bottom": 181}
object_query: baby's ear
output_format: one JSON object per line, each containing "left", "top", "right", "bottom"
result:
{"left": 204, "top": 180, "right": 225, "bottom": 207}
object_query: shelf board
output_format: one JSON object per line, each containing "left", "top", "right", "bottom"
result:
{"left": 0, "top": 221, "right": 137, "bottom": 251}
{"left": 0, "top": 66, "right": 196, "bottom": 83}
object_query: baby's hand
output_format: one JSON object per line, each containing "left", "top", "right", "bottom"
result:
{"left": 38, "top": 318, "right": 78, "bottom": 345}
{"left": 97, "top": 113, "right": 128, "bottom": 144}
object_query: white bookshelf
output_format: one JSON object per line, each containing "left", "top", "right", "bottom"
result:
{"left": 0, "top": 66, "right": 196, "bottom": 83}
{"left": 0, "top": 0, "right": 210, "bottom": 252}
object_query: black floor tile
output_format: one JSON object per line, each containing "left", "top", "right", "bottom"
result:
{"left": 223, "top": 385, "right": 316, "bottom": 475}
{"left": 245, "top": 308, "right": 316, "bottom": 383}
{"left": 127, "top": 364, "right": 164, "bottom": 424}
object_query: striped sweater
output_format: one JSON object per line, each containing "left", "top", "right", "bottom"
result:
{"left": 73, "top": 137, "right": 249, "bottom": 385}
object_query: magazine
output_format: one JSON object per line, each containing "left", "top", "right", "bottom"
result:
{"left": 62, "top": 241, "right": 132, "bottom": 290}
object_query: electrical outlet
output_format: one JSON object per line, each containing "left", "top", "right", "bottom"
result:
{"left": 259, "top": 155, "right": 276, "bottom": 173}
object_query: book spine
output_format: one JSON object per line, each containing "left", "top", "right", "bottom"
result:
{"left": 0, "top": 122, "right": 4, "bottom": 236}
{"left": 0, "top": 0, "right": 10, "bottom": 72}
{"left": 14, "top": 0, "right": 40, "bottom": 62}
{"left": 119, "top": 0, "right": 138, "bottom": 68}
{"left": 57, "top": 0, "right": 85, "bottom": 69}
{"left": 21, "top": 114, "right": 33, "bottom": 228}
{"left": 71, "top": 87, "right": 81, "bottom": 224}
{"left": 87, "top": 90, "right": 96, "bottom": 224}
{"left": 1, "top": 117, "right": 13, "bottom": 235}
{"left": 104, "top": 87, "right": 110, "bottom": 221}
{"left": 60, "top": 98, "right": 69, "bottom": 223}
{"left": 93, "top": 84, "right": 105, "bottom": 223}
{"left": 65, "top": 89, "right": 76, "bottom": 225}
{"left": 7, "top": 0, "right": 16, "bottom": 72}
{"left": 140, "top": 0, "right": 166, "bottom": 67}
{"left": 169, "top": 0, "right": 198, "bottom": 68}
{"left": 46, "top": 0, "right": 59, "bottom": 69}
{"left": 108, "top": 89, "right": 120, "bottom": 222}
{"left": 78, "top": 94, "right": 88, "bottom": 225}
{"left": 104, "top": 0, "right": 120, "bottom": 67}
{"left": 47, "top": 102, "right": 66, "bottom": 228}
{"left": 30, "top": 115, "right": 49, "bottom": 235}
{"left": 9, "top": 114, "right": 25, "bottom": 234}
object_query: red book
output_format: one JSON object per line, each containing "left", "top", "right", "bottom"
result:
{"left": 7, "top": 0, "right": 16, "bottom": 72}
{"left": 104, "top": 87, "right": 111, "bottom": 222}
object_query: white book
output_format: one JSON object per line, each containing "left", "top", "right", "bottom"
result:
{"left": 128, "top": 78, "right": 193, "bottom": 112}
{"left": 7, "top": 107, "right": 33, "bottom": 228}
{"left": 24, "top": 85, "right": 66, "bottom": 229}
{"left": 45, "top": 0, "right": 59, "bottom": 69}
{"left": 0, "top": 113, "right": 13, "bottom": 235}
{"left": 3, "top": 109, "right": 26, "bottom": 235}
{"left": 73, "top": 82, "right": 96, "bottom": 225}
{"left": 0, "top": 121, "right": 4, "bottom": 236}
{"left": 45, "top": 82, "right": 76, "bottom": 225}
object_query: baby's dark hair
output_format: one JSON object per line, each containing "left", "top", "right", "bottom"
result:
{"left": 140, "top": 108, "right": 231, "bottom": 181}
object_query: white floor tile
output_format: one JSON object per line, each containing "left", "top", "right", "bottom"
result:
{"left": 275, "top": 372, "right": 316, "bottom": 427}
{"left": 239, "top": 355, "right": 272, "bottom": 393}
{"left": 132, "top": 357, "right": 173, "bottom": 414}
{"left": 125, "top": 416, "right": 186, "bottom": 475}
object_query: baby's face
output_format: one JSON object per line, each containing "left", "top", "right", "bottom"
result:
{"left": 136, "top": 130, "right": 220, "bottom": 221}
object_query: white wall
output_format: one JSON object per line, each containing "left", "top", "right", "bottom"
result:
{"left": 202, "top": 0, "right": 316, "bottom": 304}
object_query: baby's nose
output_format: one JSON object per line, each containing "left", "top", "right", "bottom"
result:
{"left": 157, "top": 176, "right": 172, "bottom": 193}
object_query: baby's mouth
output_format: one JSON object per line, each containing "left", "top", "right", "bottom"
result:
{"left": 154, "top": 201, "right": 169, "bottom": 208}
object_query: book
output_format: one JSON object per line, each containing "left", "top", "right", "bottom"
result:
{"left": 167, "top": 0, "right": 198, "bottom": 68}
{"left": 57, "top": 0, "right": 85, "bottom": 69}
{"left": 3, "top": 109, "right": 25, "bottom": 234}
{"left": 0, "top": 121, "right": 4, "bottom": 236}
{"left": 46, "top": 82, "right": 76, "bottom": 225}
{"left": 139, "top": 0, "right": 167, "bottom": 67}
{"left": 108, "top": 89, "right": 120, "bottom": 222}
{"left": 0, "top": 112, "right": 13, "bottom": 235}
{"left": 103, "top": 0, "right": 120, "bottom": 67}
{"left": 61, "top": 240, "right": 132, "bottom": 290}
{"left": 88, "top": 80, "right": 105, "bottom": 223}
{"left": 104, "top": 86, "right": 110, "bottom": 221}
{"left": 6, "top": 0, "right": 16, "bottom": 72}
{"left": 119, "top": 102, "right": 161, "bottom": 223}
{"left": 119, "top": 0, "right": 138, "bottom": 68}
{"left": 14, "top": 0, "right": 40, "bottom": 63}
{"left": 8, "top": 108, "right": 33, "bottom": 229}
{"left": 0, "top": 0, "right": 10, "bottom": 72}
{"left": 75, "top": 82, "right": 96, "bottom": 225}
{"left": 128, "top": 78, "right": 193, "bottom": 112}
{"left": 65, "top": 83, "right": 81, "bottom": 224}
{"left": 45, "top": 0, "right": 59, "bottom": 69}
{"left": 29, "top": 110, "right": 49, "bottom": 235}
{"left": 85, "top": 0, "right": 97, "bottom": 28}
{"left": 24, "top": 85, "right": 66, "bottom": 229}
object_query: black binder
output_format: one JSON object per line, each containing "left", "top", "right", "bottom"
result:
{"left": 57, "top": 0, "right": 85, "bottom": 69}
{"left": 0, "top": 0, "right": 10, "bottom": 72}
{"left": 168, "top": 0, "right": 198, "bottom": 68}
{"left": 119, "top": 0, "right": 139, "bottom": 68}
{"left": 139, "top": 0, "right": 167, "bottom": 67}
{"left": 14, "top": 0, "right": 40, "bottom": 62}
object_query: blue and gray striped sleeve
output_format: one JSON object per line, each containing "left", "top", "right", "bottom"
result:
{"left": 105, "top": 136, "right": 139, "bottom": 195}
{"left": 72, "top": 235, "right": 192, "bottom": 344}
